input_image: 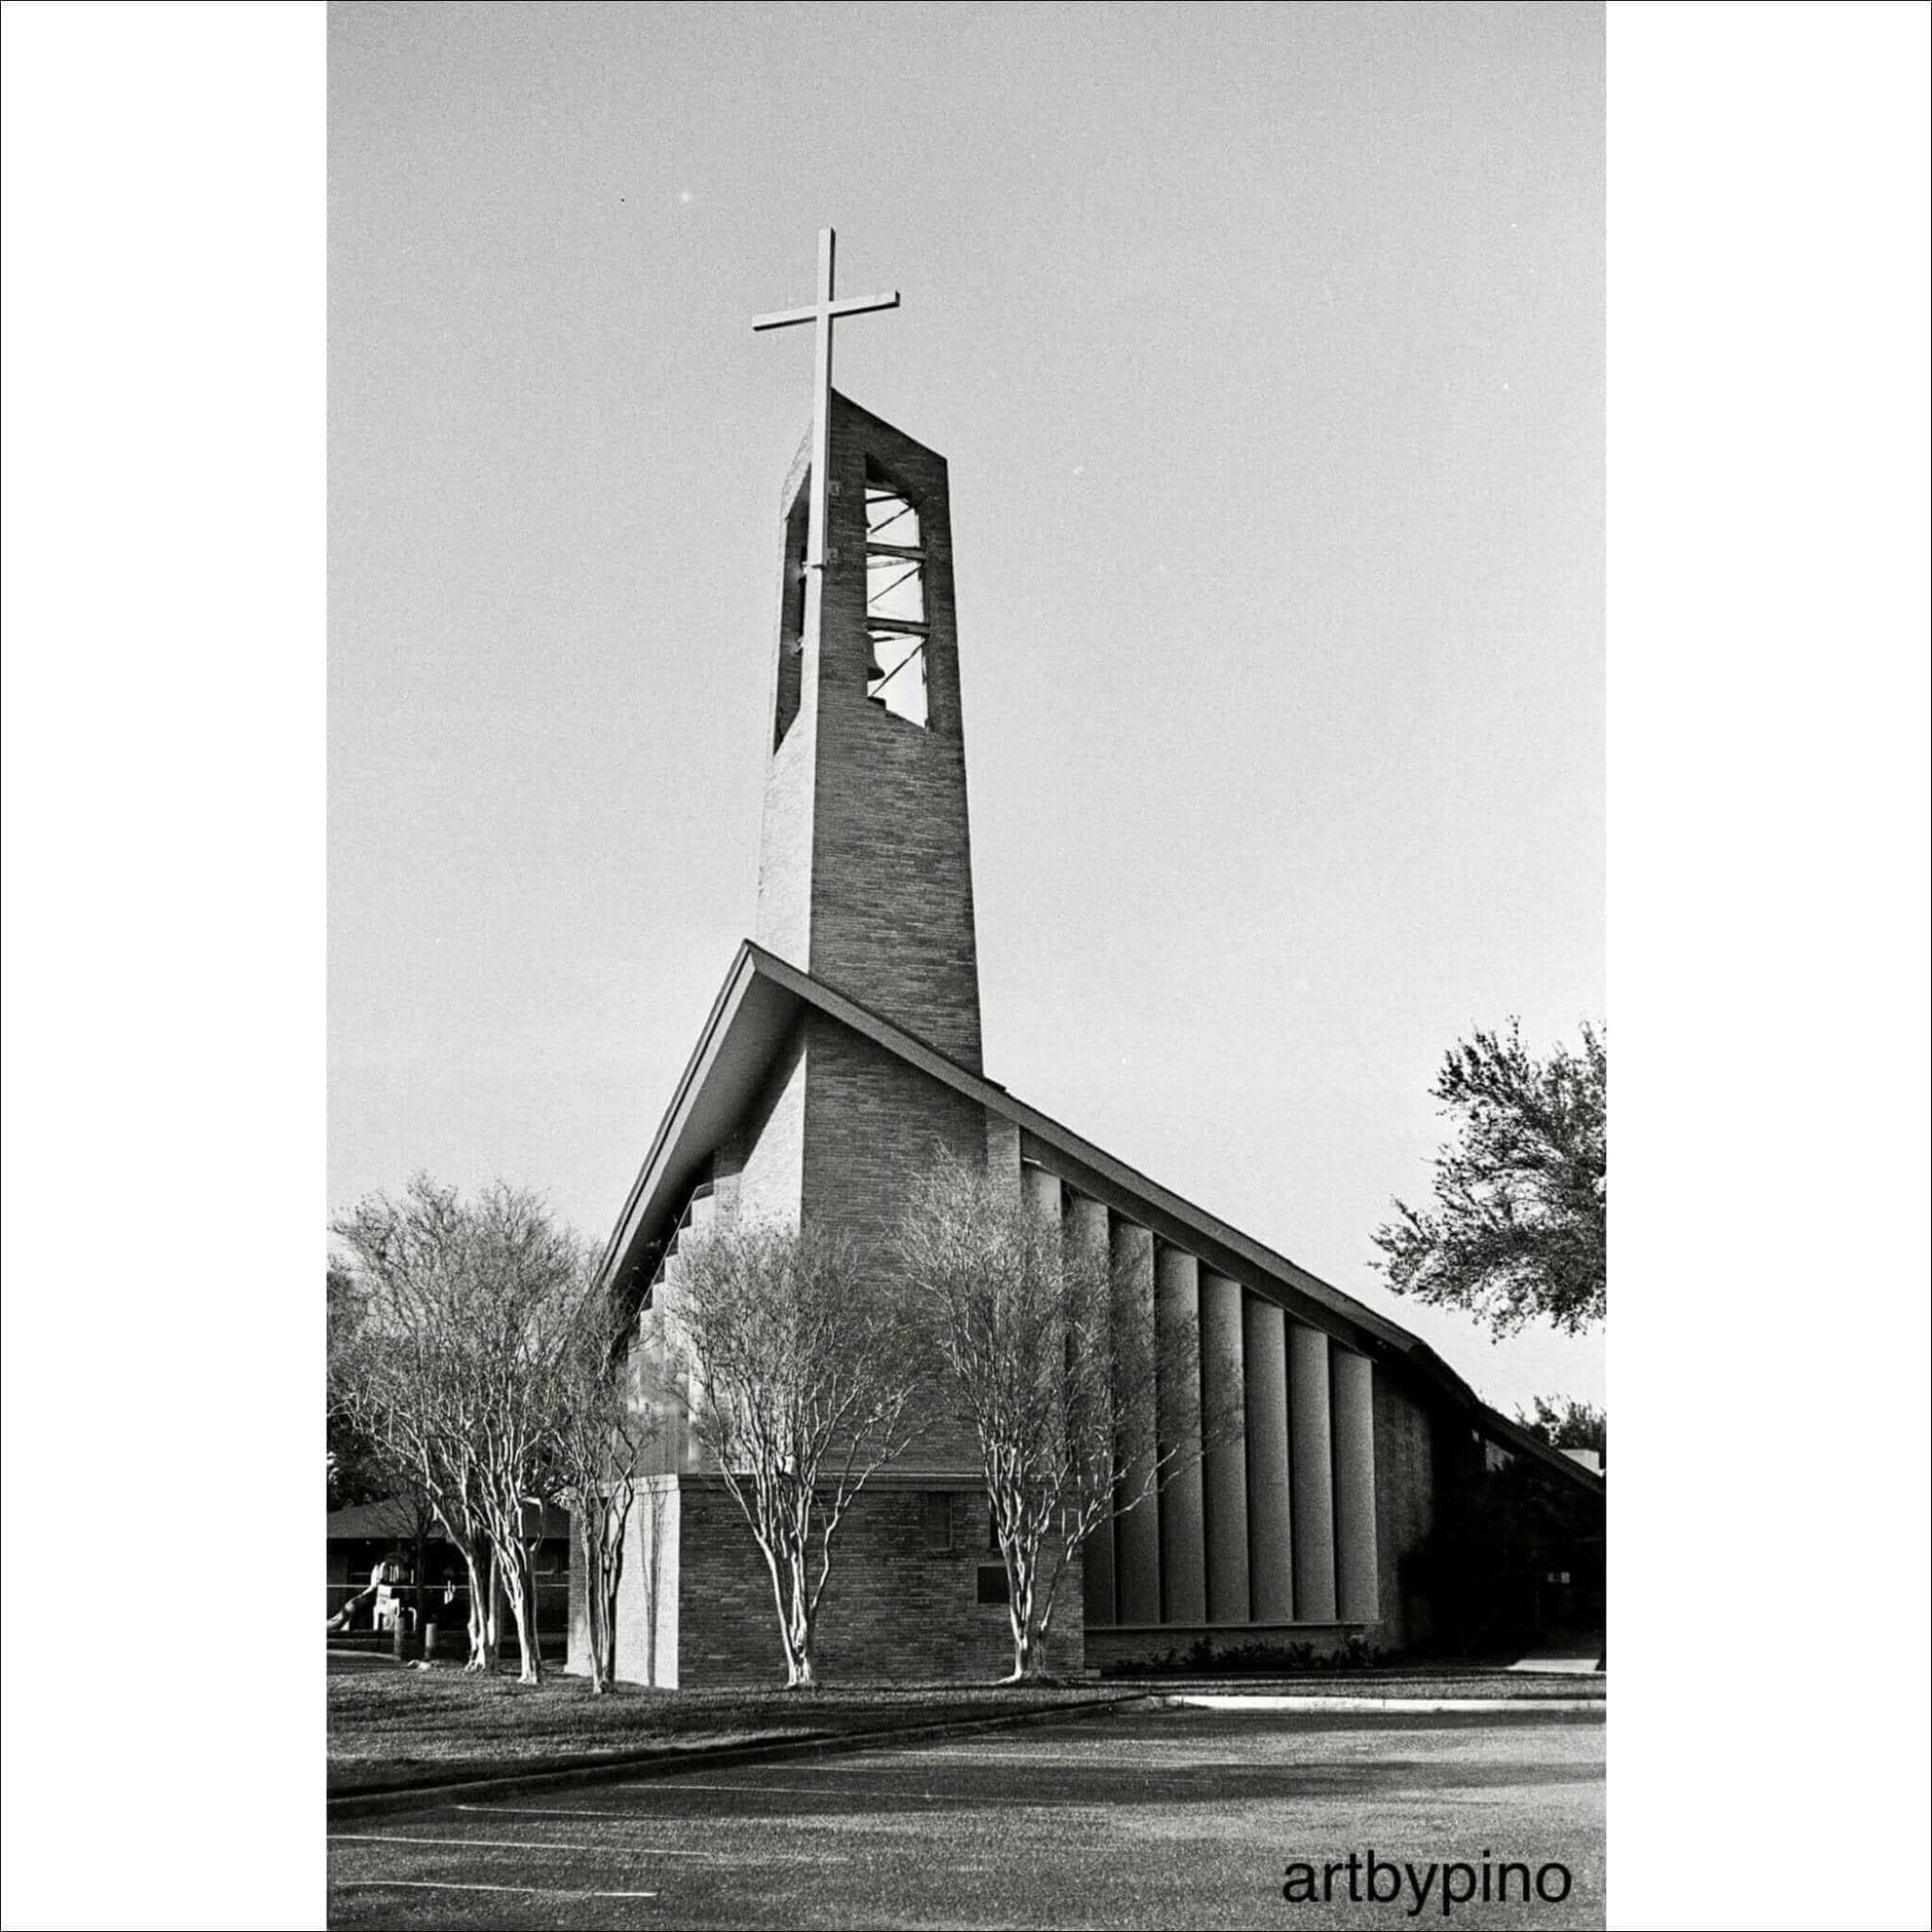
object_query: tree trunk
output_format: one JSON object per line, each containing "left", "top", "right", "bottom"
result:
{"left": 470, "top": 1547, "right": 505, "bottom": 1673}
{"left": 579, "top": 1523, "right": 601, "bottom": 1692}
{"left": 588, "top": 1569, "right": 610, "bottom": 1695}
{"left": 787, "top": 1592, "right": 817, "bottom": 1688}
{"left": 490, "top": 1552, "right": 506, "bottom": 1661}
{"left": 756, "top": 1532, "right": 806, "bottom": 1688}
{"left": 581, "top": 1519, "right": 613, "bottom": 1695}
{"left": 784, "top": 1544, "right": 817, "bottom": 1688}
{"left": 501, "top": 1543, "right": 540, "bottom": 1684}
{"left": 599, "top": 1508, "right": 625, "bottom": 1688}
{"left": 1004, "top": 1544, "right": 1045, "bottom": 1682}
{"left": 460, "top": 1545, "right": 493, "bottom": 1672}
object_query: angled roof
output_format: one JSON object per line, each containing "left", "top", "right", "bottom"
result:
{"left": 599, "top": 940, "right": 1602, "bottom": 1498}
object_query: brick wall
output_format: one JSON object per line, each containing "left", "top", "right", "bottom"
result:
{"left": 670, "top": 1476, "right": 1081, "bottom": 1685}
{"left": 715, "top": 1022, "right": 808, "bottom": 1229}
{"left": 799, "top": 1013, "right": 988, "bottom": 1473}
{"left": 799, "top": 1014, "right": 985, "bottom": 1248}
{"left": 1373, "top": 1368, "right": 1436, "bottom": 1649}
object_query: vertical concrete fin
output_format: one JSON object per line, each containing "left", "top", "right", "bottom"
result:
{"left": 1199, "top": 1271, "right": 1251, "bottom": 1624}
{"left": 1068, "top": 1194, "right": 1116, "bottom": 1627}
{"left": 1111, "top": 1219, "right": 1162, "bottom": 1626}
{"left": 1288, "top": 1321, "right": 1338, "bottom": 1622}
{"left": 1332, "top": 1349, "right": 1380, "bottom": 1623}
{"left": 1242, "top": 1295, "right": 1295, "bottom": 1624}
{"left": 1155, "top": 1245, "right": 1206, "bottom": 1625}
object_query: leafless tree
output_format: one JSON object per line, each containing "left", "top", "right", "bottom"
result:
{"left": 549, "top": 1289, "right": 657, "bottom": 1693}
{"left": 666, "top": 1220, "right": 929, "bottom": 1687}
{"left": 897, "top": 1159, "right": 1232, "bottom": 1682}
{"left": 329, "top": 1174, "right": 584, "bottom": 1683}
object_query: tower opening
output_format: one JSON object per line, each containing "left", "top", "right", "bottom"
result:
{"left": 773, "top": 476, "right": 810, "bottom": 751}
{"left": 864, "top": 466, "right": 929, "bottom": 729}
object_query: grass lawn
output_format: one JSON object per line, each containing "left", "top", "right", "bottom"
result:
{"left": 326, "top": 1656, "right": 1131, "bottom": 1795}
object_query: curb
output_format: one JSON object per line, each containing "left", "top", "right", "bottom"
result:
{"left": 328, "top": 1692, "right": 1154, "bottom": 1821}
{"left": 1161, "top": 1694, "right": 1605, "bottom": 1715}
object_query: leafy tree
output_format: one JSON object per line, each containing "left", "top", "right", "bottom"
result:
{"left": 666, "top": 1219, "right": 929, "bottom": 1688}
{"left": 1517, "top": 1395, "right": 1606, "bottom": 1464}
{"left": 897, "top": 1159, "right": 1230, "bottom": 1683}
{"left": 1373, "top": 1021, "right": 1605, "bottom": 1337}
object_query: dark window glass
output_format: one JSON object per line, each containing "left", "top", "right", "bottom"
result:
{"left": 919, "top": 1491, "right": 953, "bottom": 1554}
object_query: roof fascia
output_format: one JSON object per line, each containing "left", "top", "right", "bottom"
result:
{"left": 1475, "top": 1405, "right": 1608, "bottom": 1496}
{"left": 741, "top": 944, "right": 1481, "bottom": 1403}
{"left": 595, "top": 941, "right": 765, "bottom": 1286}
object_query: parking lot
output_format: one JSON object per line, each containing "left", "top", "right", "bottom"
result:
{"left": 328, "top": 1704, "right": 1604, "bottom": 1929}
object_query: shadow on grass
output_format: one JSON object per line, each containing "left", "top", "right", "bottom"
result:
{"left": 327, "top": 1664, "right": 1131, "bottom": 1795}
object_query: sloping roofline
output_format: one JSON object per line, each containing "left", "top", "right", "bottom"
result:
{"left": 598, "top": 939, "right": 1603, "bottom": 1499}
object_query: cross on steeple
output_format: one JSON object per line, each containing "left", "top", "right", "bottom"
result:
{"left": 752, "top": 227, "right": 898, "bottom": 573}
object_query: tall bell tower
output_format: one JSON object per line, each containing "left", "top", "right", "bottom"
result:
{"left": 750, "top": 234, "right": 983, "bottom": 1073}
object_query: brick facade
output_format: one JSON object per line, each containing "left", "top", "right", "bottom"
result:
{"left": 673, "top": 1477, "right": 1065, "bottom": 1685}
{"left": 579, "top": 1468, "right": 1079, "bottom": 1687}
{"left": 1373, "top": 1367, "right": 1437, "bottom": 1649}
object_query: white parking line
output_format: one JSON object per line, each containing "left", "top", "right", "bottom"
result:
{"left": 454, "top": 1805, "right": 673, "bottom": 1820}
{"left": 330, "top": 1833, "right": 712, "bottom": 1857}
{"left": 761, "top": 1750, "right": 1199, "bottom": 1770}
{"left": 335, "top": 1879, "right": 659, "bottom": 1899}
{"left": 597, "top": 1780, "right": 1022, "bottom": 1804}
{"left": 704, "top": 1751, "right": 1127, "bottom": 1769}
{"left": 1174, "top": 1695, "right": 1608, "bottom": 1714}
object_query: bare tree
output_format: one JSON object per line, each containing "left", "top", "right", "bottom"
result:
{"left": 329, "top": 1211, "right": 497, "bottom": 1669}
{"left": 329, "top": 1174, "right": 583, "bottom": 1683}
{"left": 897, "top": 1159, "right": 1230, "bottom": 1683}
{"left": 549, "top": 1289, "right": 657, "bottom": 1693}
{"left": 666, "top": 1220, "right": 928, "bottom": 1688}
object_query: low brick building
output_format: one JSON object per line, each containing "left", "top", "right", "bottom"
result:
{"left": 570, "top": 387, "right": 1602, "bottom": 1688}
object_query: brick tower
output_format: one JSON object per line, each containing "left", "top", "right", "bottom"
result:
{"left": 755, "top": 389, "right": 983, "bottom": 1074}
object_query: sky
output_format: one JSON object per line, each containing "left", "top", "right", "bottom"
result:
{"left": 329, "top": 0, "right": 1604, "bottom": 1415}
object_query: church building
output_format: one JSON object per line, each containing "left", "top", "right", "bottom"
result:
{"left": 570, "top": 235, "right": 1603, "bottom": 1687}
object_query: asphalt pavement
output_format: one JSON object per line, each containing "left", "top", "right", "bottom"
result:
{"left": 327, "top": 1703, "right": 1604, "bottom": 1929}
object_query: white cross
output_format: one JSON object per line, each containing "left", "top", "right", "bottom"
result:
{"left": 752, "top": 227, "right": 898, "bottom": 572}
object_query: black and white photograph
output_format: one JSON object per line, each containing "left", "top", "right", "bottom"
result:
{"left": 325, "top": 7, "right": 1610, "bottom": 1922}
{"left": 2, "top": 5, "right": 1927, "bottom": 1931}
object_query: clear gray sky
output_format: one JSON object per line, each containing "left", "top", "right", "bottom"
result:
{"left": 330, "top": 0, "right": 1603, "bottom": 1414}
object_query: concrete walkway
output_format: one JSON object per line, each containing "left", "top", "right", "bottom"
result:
{"left": 1508, "top": 1631, "right": 1605, "bottom": 1674}
{"left": 1163, "top": 1691, "right": 1604, "bottom": 1714}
